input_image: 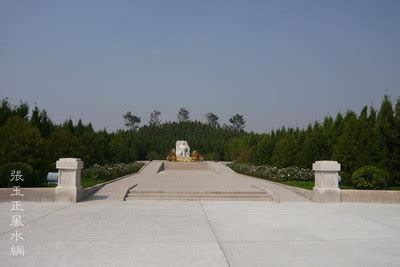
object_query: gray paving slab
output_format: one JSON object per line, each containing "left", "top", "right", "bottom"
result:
{"left": 2, "top": 162, "right": 399, "bottom": 266}
{"left": 0, "top": 201, "right": 399, "bottom": 266}
{"left": 90, "top": 161, "right": 310, "bottom": 202}
{"left": 221, "top": 239, "right": 400, "bottom": 267}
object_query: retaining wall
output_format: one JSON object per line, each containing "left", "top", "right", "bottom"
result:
{"left": 341, "top": 190, "right": 400, "bottom": 203}
{"left": 0, "top": 188, "right": 55, "bottom": 202}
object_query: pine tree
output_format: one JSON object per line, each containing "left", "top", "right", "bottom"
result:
{"left": 123, "top": 112, "right": 141, "bottom": 131}
{"left": 376, "top": 95, "right": 396, "bottom": 176}
{"left": 177, "top": 107, "right": 190, "bottom": 122}
{"left": 149, "top": 110, "right": 161, "bottom": 127}
{"left": 393, "top": 98, "right": 400, "bottom": 182}
{"left": 204, "top": 112, "right": 219, "bottom": 127}
{"left": 271, "top": 133, "right": 300, "bottom": 168}
{"left": 333, "top": 109, "right": 383, "bottom": 177}
{"left": 228, "top": 114, "right": 246, "bottom": 132}
{"left": 298, "top": 122, "right": 331, "bottom": 168}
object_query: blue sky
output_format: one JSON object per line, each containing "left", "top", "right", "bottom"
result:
{"left": 1, "top": 0, "right": 399, "bottom": 132}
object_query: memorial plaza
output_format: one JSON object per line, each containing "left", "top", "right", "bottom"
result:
{"left": 1, "top": 160, "right": 399, "bottom": 266}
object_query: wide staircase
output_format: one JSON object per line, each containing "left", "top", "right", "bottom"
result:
{"left": 125, "top": 190, "right": 273, "bottom": 201}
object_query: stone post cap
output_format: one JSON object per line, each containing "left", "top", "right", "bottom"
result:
{"left": 56, "top": 158, "right": 84, "bottom": 170}
{"left": 312, "top": 161, "right": 340, "bottom": 172}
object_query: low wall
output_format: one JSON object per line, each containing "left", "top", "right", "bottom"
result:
{"left": 341, "top": 190, "right": 400, "bottom": 203}
{"left": 0, "top": 188, "right": 55, "bottom": 202}
{"left": 163, "top": 161, "right": 209, "bottom": 170}
{"left": 0, "top": 162, "right": 149, "bottom": 203}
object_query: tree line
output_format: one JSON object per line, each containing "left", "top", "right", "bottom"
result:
{"left": 224, "top": 95, "right": 400, "bottom": 184}
{"left": 0, "top": 95, "right": 399, "bottom": 186}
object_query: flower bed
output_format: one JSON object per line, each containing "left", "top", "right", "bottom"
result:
{"left": 227, "top": 163, "right": 314, "bottom": 182}
{"left": 81, "top": 162, "right": 144, "bottom": 188}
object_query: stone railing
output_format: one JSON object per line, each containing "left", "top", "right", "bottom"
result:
{"left": 311, "top": 160, "right": 400, "bottom": 203}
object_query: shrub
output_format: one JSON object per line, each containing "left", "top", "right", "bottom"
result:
{"left": 227, "top": 163, "right": 314, "bottom": 181}
{"left": 204, "top": 152, "right": 221, "bottom": 161}
{"left": 146, "top": 151, "right": 158, "bottom": 161}
{"left": 351, "top": 166, "right": 389, "bottom": 190}
{"left": 82, "top": 162, "right": 144, "bottom": 185}
{"left": 0, "top": 162, "right": 37, "bottom": 187}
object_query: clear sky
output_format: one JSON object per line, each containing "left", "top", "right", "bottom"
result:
{"left": 1, "top": 0, "right": 399, "bottom": 132}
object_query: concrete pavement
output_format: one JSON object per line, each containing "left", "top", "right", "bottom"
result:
{"left": 1, "top": 200, "right": 400, "bottom": 266}
{"left": 90, "top": 161, "right": 309, "bottom": 202}
{"left": 1, "top": 162, "right": 399, "bottom": 266}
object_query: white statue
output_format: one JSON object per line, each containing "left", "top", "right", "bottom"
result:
{"left": 176, "top": 140, "right": 190, "bottom": 158}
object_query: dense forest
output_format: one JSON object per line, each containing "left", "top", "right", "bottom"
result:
{"left": 0, "top": 95, "right": 399, "bottom": 186}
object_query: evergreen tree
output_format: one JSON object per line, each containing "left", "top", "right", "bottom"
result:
{"left": 228, "top": 114, "right": 246, "bottom": 132}
{"left": 393, "top": 98, "right": 400, "bottom": 182}
{"left": 271, "top": 133, "right": 300, "bottom": 168}
{"left": 30, "top": 106, "right": 41, "bottom": 128}
{"left": 249, "top": 135, "right": 276, "bottom": 165}
{"left": 123, "top": 112, "right": 141, "bottom": 131}
{"left": 297, "top": 122, "right": 331, "bottom": 168}
{"left": 63, "top": 118, "right": 75, "bottom": 133}
{"left": 0, "top": 99, "right": 29, "bottom": 125}
{"left": 149, "top": 110, "right": 161, "bottom": 127}
{"left": 376, "top": 95, "right": 397, "bottom": 176}
{"left": 204, "top": 112, "right": 219, "bottom": 127}
{"left": 30, "top": 106, "right": 54, "bottom": 137}
{"left": 333, "top": 110, "right": 383, "bottom": 176}
{"left": 75, "top": 119, "right": 85, "bottom": 136}
{"left": 0, "top": 116, "right": 43, "bottom": 166}
{"left": 177, "top": 107, "right": 190, "bottom": 122}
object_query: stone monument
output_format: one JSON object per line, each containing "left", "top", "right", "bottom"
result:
{"left": 175, "top": 140, "right": 190, "bottom": 158}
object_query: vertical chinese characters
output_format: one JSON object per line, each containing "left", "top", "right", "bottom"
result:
{"left": 9, "top": 170, "right": 24, "bottom": 257}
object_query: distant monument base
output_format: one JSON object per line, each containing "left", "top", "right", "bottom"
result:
{"left": 176, "top": 156, "right": 193, "bottom": 162}
{"left": 167, "top": 140, "right": 203, "bottom": 162}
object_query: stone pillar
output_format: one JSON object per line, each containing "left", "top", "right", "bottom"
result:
{"left": 55, "top": 158, "right": 83, "bottom": 203}
{"left": 312, "top": 161, "right": 341, "bottom": 203}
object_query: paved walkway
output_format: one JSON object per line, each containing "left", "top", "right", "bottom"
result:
{"left": 1, "top": 200, "right": 399, "bottom": 266}
{"left": 89, "top": 161, "right": 309, "bottom": 202}
{"left": 2, "top": 162, "right": 399, "bottom": 266}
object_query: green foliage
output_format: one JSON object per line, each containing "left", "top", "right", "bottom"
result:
{"left": 351, "top": 166, "right": 389, "bottom": 190}
{"left": 203, "top": 152, "right": 221, "bottom": 161}
{"left": 376, "top": 95, "right": 397, "bottom": 177}
{"left": 146, "top": 151, "right": 158, "bottom": 161}
{"left": 271, "top": 132, "right": 301, "bottom": 168}
{"left": 139, "top": 121, "right": 236, "bottom": 160}
{"left": 123, "top": 111, "right": 141, "bottom": 131}
{"left": 0, "top": 162, "right": 37, "bottom": 187}
{"left": 1, "top": 95, "right": 399, "bottom": 188}
{"left": 297, "top": 122, "right": 331, "bottom": 168}
{"left": 109, "top": 131, "right": 141, "bottom": 163}
{"left": 177, "top": 107, "right": 190, "bottom": 122}
{"left": 205, "top": 112, "right": 219, "bottom": 127}
{"left": 81, "top": 162, "right": 144, "bottom": 188}
{"left": 30, "top": 106, "right": 54, "bottom": 137}
{"left": 333, "top": 110, "right": 383, "bottom": 177}
{"left": 228, "top": 114, "right": 246, "bottom": 132}
{"left": 44, "top": 128, "right": 82, "bottom": 162}
{"left": 224, "top": 134, "right": 259, "bottom": 161}
{"left": 0, "top": 99, "right": 29, "bottom": 125}
{"left": 0, "top": 117, "right": 43, "bottom": 167}
{"left": 149, "top": 110, "right": 161, "bottom": 127}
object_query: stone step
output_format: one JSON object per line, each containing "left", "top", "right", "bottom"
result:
{"left": 125, "top": 196, "right": 271, "bottom": 201}
{"left": 128, "top": 190, "right": 267, "bottom": 195}
{"left": 127, "top": 193, "right": 269, "bottom": 198}
{"left": 125, "top": 191, "right": 272, "bottom": 201}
